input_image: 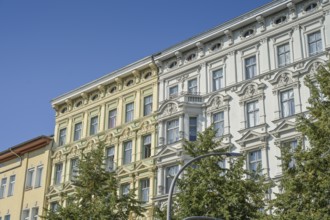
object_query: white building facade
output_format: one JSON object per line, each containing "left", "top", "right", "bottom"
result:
{"left": 153, "top": 0, "right": 330, "bottom": 206}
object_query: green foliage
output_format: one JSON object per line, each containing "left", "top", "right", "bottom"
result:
{"left": 164, "top": 126, "right": 270, "bottom": 220}
{"left": 270, "top": 62, "right": 330, "bottom": 219}
{"left": 43, "top": 142, "right": 145, "bottom": 220}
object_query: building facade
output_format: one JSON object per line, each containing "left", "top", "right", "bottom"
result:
{"left": 153, "top": 0, "right": 330, "bottom": 207}
{"left": 48, "top": 57, "right": 158, "bottom": 219}
{"left": 0, "top": 136, "right": 52, "bottom": 220}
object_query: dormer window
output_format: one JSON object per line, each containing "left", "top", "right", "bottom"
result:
{"left": 211, "top": 43, "right": 221, "bottom": 52}
{"left": 274, "top": 16, "right": 287, "bottom": 25}
{"left": 186, "top": 53, "right": 196, "bottom": 62}
{"left": 75, "top": 101, "right": 82, "bottom": 108}
{"left": 91, "top": 94, "right": 99, "bottom": 101}
{"left": 169, "top": 61, "right": 177, "bottom": 69}
{"left": 61, "top": 107, "right": 67, "bottom": 114}
{"left": 243, "top": 29, "right": 254, "bottom": 38}
{"left": 110, "top": 86, "right": 117, "bottom": 93}
{"left": 144, "top": 72, "right": 152, "bottom": 79}
{"left": 305, "top": 3, "right": 317, "bottom": 12}
{"left": 126, "top": 79, "right": 134, "bottom": 86}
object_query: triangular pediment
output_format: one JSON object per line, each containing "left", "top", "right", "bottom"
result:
{"left": 135, "top": 161, "right": 149, "bottom": 171}
{"left": 47, "top": 186, "right": 59, "bottom": 195}
{"left": 155, "top": 146, "right": 178, "bottom": 158}
{"left": 236, "top": 130, "right": 268, "bottom": 146}
{"left": 117, "top": 166, "right": 132, "bottom": 176}
{"left": 270, "top": 120, "right": 296, "bottom": 137}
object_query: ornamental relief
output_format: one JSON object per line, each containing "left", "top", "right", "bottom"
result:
{"left": 159, "top": 101, "right": 180, "bottom": 118}
{"left": 205, "top": 94, "right": 230, "bottom": 113}
{"left": 119, "top": 127, "right": 134, "bottom": 141}
{"left": 269, "top": 71, "right": 297, "bottom": 92}
{"left": 236, "top": 82, "right": 266, "bottom": 104}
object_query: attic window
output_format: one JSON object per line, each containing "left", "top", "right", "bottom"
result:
{"left": 243, "top": 29, "right": 254, "bottom": 38}
{"left": 110, "top": 86, "right": 117, "bottom": 93}
{"left": 75, "top": 101, "right": 82, "bottom": 107}
{"left": 61, "top": 107, "right": 67, "bottom": 114}
{"left": 91, "top": 94, "right": 99, "bottom": 101}
{"left": 211, "top": 43, "right": 221, "bottom": 51}
{"left": 274, "top": 16, "right": 287, "bottom": 25}
{"left": 144, "top": 72, "right": 152, "bottom": 79}
{"left": 305, "top": 3, "right": 317, "bottom": 12}
{"left": 186, "top": 53, "right": 196, "bottom": 62}
{"left": 169, "top": 61, "right": 177, "bottom": 69}
{"left": 126, "top": 80, "right": 134, "bottom": 86}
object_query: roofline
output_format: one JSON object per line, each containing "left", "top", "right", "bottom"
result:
{"left": 51, "top": 56, "right": 153, "bottom": 105}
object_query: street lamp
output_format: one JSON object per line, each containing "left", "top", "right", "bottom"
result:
{"left": 166, "top": 152, "right": 242, "bottom": 220}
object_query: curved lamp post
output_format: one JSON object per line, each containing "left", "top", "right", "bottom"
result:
{"left": 166, "top": 152, "right": 242, "bottom": 220}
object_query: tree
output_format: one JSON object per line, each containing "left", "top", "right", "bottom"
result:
{"left": 157, "top": 126, "right": 269, "bottom": 220}
{"left": 43, "top": 142, "right": 145, "bottom": 220}
{"left": 270, "top": 62, "right": 330, "bottom": 219}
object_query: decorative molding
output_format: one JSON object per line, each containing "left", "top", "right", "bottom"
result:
{"left": 224, "top": 29, "right": 233, "bottom": 45}
{"left": 256, "top": 15, "right": 266, "bottom": 32}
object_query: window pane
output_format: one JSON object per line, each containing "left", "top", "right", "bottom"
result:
{"left": 169, "top": 85, "right": 178, "bottom": 96}
{"left": 245, "top": 56, "right": 256, "bottom": 79}
{"left": 166, "top": 165, "right": 178, "bottom": 193}
{"left": 144, "top": 95, "right": 153, "bottom": 116}
{"left": 167, "top": 119, "right": 179, "bottom": 144}
{"left": 59, "top": 128, "right": 66, "bottom": 146}
{"left": 35, "top": 166, "right": 43, "bottom": 187}
{"left": 0, "top": 178, "right": 7, "bottom": 198}
{"left": 123, "top": 141, "right": 132, "bottom": 164}
{"left": 213, "top": 112, "right": 224, "bottom": 137}
{"left": 142, "top": 135, "right": 151, "bottom": 159}
{"left": 106, "top": 146, "right": 115, "bottom": 171}
{"left": 108, "top": 109, "right": 117, "bottom": 129}
{"left": 281, "top": 89, "right": 295, "bottom": 118}
{"left": 140, "top": 179, "right": 150, "bottom": 203}
{"left": 125, "top": 103, "right": 134, "bottom": 122}
{"left": 55, "top": 163, "right": 63, "bottom": 184}
{"left": 212, "top": 69, "right": 223, "bottom": 91}
{"left": 188, "top": 79, "right": 198, "bottom": 94}
{"left": 189, "top": 117, "right": 197, "bottom": 141}
{"left": 74, "top": 122, "right": 82, "bottom": 141}
{"left": 90, "top": 116, "right": 98, "bottom": 135}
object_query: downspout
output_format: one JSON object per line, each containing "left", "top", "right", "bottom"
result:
{"left": 0, "top": 148, "right": 22, "bottom": 174}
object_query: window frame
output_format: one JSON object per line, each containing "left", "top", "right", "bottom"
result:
{"left": 123, "top": 141, "right": 132, "bottom": 165}
{"left": 89, "top": 116, "right": 99, "bottom": 135}
{"left": 246, "top": 100, "right": 259, "bottom": 128}
{"left": 187, "top": 78, "right": 198, "bottom": 94}
{"left": 280, "top": 89, "right": 295, "bottom": 118}
{"left": 70, "top": 158, "right": 79, "bottom": 181}
{"left": 121, "top": 183, "right": 130, "bottom": 196}
{"left": 166, "top": 118, "right": 180, "bottom": 144}
{"left": 169, "top": 85, "right": 179, "bottom": 98}
{"left": 125, "top": 102, "right": 134, "bottom": 123}
{"left": 213, "top": 112, "right": 224, "bottom": 137}
{"left": 189, "top": 117, "right": 198, "bottom": 141}
{"left": 212, "top": 68, "right": 224, "bottom": 92}
{"left": 7, "top": 175, "right": 15, "bottom": 196}
{"left": 165, "top": 165, "right": 178, "bottom": 194}
{"left": 73, "top": 122, "right": 82, "bottom": 141}
{"left": 106, "top": 146, "right": 115, "bottom": 171}
{"left": 58, "top": 128, "right": 67, "bottom": 146}
{"left": 140, "top": 178, "right": 150, "bottom": 203}
{"left": 244, "top": 55, "right": 257, "bottom": 80}
{"left": 54, "top": 163, "right": 63, "bottom": 185}
{"left": 142, "top": 134, "right": 151, "bottom": 159}
{"left": 277, "top": 43, "right": 291, "bottom": 67}
{"left": 307, "top": 31, "right": 323, "bottom": 56}
{"left": 35, "top": 166, "right": 43, "bottom": 188}
{"left": 26, "top": 168, "right": 34, "bottom": 189}
{"left": 0, "top": 177, "right": 7, "bottom": 198}
{"left": 143, "top": 95, "right": 153, "bottom": 116}
{"left": 248, "top": 149, "right": 262, "bottom": 176}
{"left": 108, "top": 109, "right": 117, "bottom": 129}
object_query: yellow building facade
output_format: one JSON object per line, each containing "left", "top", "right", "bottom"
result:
{"left": 0, "top": 136, "right": 52, "bottom": 220}
{"left": 48, "top": 57, "right": 158, "bottom": 219}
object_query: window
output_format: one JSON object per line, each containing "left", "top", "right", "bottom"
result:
{"left": 246, "top": 101, "right": 259, "bottom": 128}
{"left": 35, "top": 166, "right": 43, "bottom": 187}
{"left": 123, "top": 141, "right": 132, "bottom": 164}
{"left": 110, "top": 86, "right": 117, "bottom": 93}
{"left": 281, "top": 89, "right": 295, "bottom": 118}
{"left": 167, "top": 119, "right": 179, "bottom": 144}
{"left": 169, "top": 61, "right": 177, "bottom": 69}
{"left": 274, "top": 16, "right": 287, "bottom": 25}
{"left": 91, "top": 94, "right": 98, "bottom": 101}
{"left": 22, "top": 209, "right": 30, "bottom": 220}
{"left": 70, "top": 158, "right": 79, "bottom": 181}
{"left": 106, "top": 147, "right": 115, "bottom": 171}
{"left": 125, "top": 102, "right": 134, "bottom": 123}
{"left": 305, "top": 2, "right": 317, "bottom": 12}
{"left": 142, "top": 135, "right": 151, "bottom": 159}
{"left": 54, "top": 163, "right": 63, "bottom": 185}
{"left": 121, "top": 183, "right": 130, "bottom": 196}
{"left": 73, "top": 122, "right": 82, "bottom": 141}
{"left": 189, "top": 117, "right": 197, "bottom": 141}
{"left": 144, "top": 72, "right": 152, "bottom": 79}
{"left": 26, "top": 168, "right": 34, "bottom": 188}
{"left": 140, "top": 179, "right": 150, "bottom": 203}
{"left": 249, "top": 150, "right": 262, "bottom": 176}
{"left": 4, "top": 215, "right": 10, "bottom": 220}
{"left": 188, "top": 78, "right": 198, "bottom": 94}
{"left": 75, "top": 101, "right": 82, "bottom": 108}
{"left": 0, "top": 178, "right": 7, "bottom": 198}
{"left": 212, "top": 69, "right": 224, "bottom": 91}
{"left": 143, "top": 95, "right": 153, "bottom": 116}
{"left": 243, "top": 29, "right": 254, "bottom": 38}
{"left": 108, "top": 109, "right": 117, "bottom": 129}
{"left": 283, "top": 140, "right": 298, "bottom": 168}
{"left": 308, "top": 31, "right": 322, "bottom": 56}
{"left": 186, "top": 53, "right": 196, "bottom": 62}
{"left": 211, "top": 43, "right": 221, "bottom": 51}
{"left": 245, "top": 56, "right": 257, "bottom": 79}
{"left": 31, "top": 207, "right": 39, "bottom": 220}
{"left": 59, "top": 128, "right": 66, "bottom": 146}
{"left": 277, "top": 43, "right": 290, "bottom": 67}
{"left": 7, "top": 175, "right": 15, "bottom": 196}
{"left": 90, "top": 116, "right": 98, "bottom": 135}
{"left": 169, "top": 85, "right": 178, "bottom": 97}
{"left": 50, "top": 202, "right": 59, "bottom": 212}
{"left": 166, "top": 165, "right": 178, "bottom": 193}
{"left": 213, "top": 112, "right": 224, "bottom": 137}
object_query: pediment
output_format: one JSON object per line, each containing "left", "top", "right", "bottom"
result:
{"left": 205, "top": 94, "right": 230, "bottom": 111}
{"left": 301, "top": 58, "right": 326, "bottom": 75}
{"left": 135, "top": 161, "right": 152, "bottom": 171}
{"left": 155, "top": 146, "right": 178, "bottom": 158}
{"left": 117, "top": 166, "right": 133, "bottom": 176}
{"left": 158, "top": 101, "right": 182, "bottom": 118}
{"left": 63, "top": 182, "right": 75, "bottom": 192}
{"left": 47, "top": 186, "right": 59, "bottom": 195}
{"left": 237, "top": 82, "right": 266, "bottom": 97}
{"left": 236, "top": 130, "right": 268, "bottom": 146}
{"left": 270, "top": 120, "right": 296, "bottom": 137}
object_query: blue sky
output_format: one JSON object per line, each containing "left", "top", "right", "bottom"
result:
{"left": 0, "top": 0, "right": 271, "bottom": 151}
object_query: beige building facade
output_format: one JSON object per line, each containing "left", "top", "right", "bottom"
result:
{"left": 0, "top": 136, "right": 52, "bottom": 220}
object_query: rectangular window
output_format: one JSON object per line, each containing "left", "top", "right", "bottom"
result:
{"left": 108, "top": 109, "right": 117, "bottom": 129}
{"left": 50, "top": 202, "right": 59, "bottom": 212}
{"left": 283, "top": 140, "right": 298, "bottom": 168}
{"left": 189, "top": 117, "right": 197, "bottom": 141}
{"left": 143, "top": 95, "right": 153, "bottom": 116}
{"left": 4, "top": 215, "right": 10, "bottom": 220}
{"left": 35, "top": 166, "right": 43, "bottom": 188}
{"left": 73, "top": 122, "right": 82, "bottom": 141}
{"left": 7, "top": 175, "right": 15, "bottom": 196}
{"left": 169, "top": 85, "right": 178, "bottom": 97}
{"left": 212, "top": 69, "right": 224, "bottom": 91}
{"left": 121, "top": 183, "right": 130, "bottom": 196}
{"left": 245, "top": 56, "right": 257, "bottom": 79}
{"left": 31, "top": 207, "right": 39, "bottom": 220}
{"left": 281, "top": 89, "right": 295, "bottom": 118}
{"left": 22, "top": 209, "right": 30, "bottom": 220}
{"left": 125, "top": 102, "right": 134, "bottom": 123}
{"left": 59, "top": 128, "right": 66, "bottom": 146}
{"left": 188, "top": 78, "right": 198, "bottom": 94}
{"left": 166, "top": 165, "right": 178, "bottom": 193}
{"left": 90, "top": 116, "right": 98, "bottom": 135}
{"left": 26, "top": 168, "right": 34, "bottom": 188}
{"left": 54, "top": 163, "right": 63, "bottom": 185}
{"left": 0, "top": 178, "right": 7, "bottom": 198}
{"left": 249, "top": 150, "right": 262, "bottom": 176}
{"left": 140, "top": 179, "right": 150, "bottom": 203}
{"left": 308, "top": 31, "right": 322, "bottom": 56}
{"left": 106, "top": 147, "right": 115, "bottom": 171}
{"left": 213, "top": 112, "right": 224, "bottom": 137}
{"left": 247, "top": 101, "right": 259, "bottom": 128}
{"left": 123, "top": 141, "right": 132, "bottom": 164}
{"left": 142, "top": 135, "right": 151, "bottom": 159}
{"left": 167, "top": 119, "right": 179, "bottom": 144}
{"left": 70, "top": 158, "right": 79, "bottom": 181}
{"left": 277, "top": 43, "right": 290, "bottom": 67}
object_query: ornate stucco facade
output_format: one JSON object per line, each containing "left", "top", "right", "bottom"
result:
{"left": 48, "top": 57, "right": 158, "bottom": 219}
{"left": 153, "top": 0, "right": 330, "bottom": 207}
{"left": 0, "top": 136, "right": 52, "bottom": 220}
